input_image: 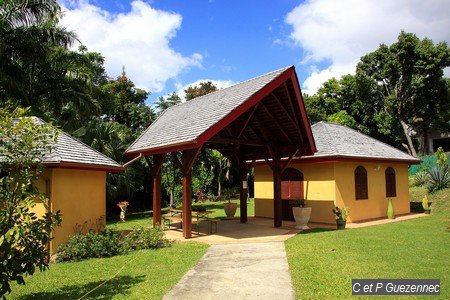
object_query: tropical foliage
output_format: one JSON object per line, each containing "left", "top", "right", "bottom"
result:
{"left": 304, "top": 31, "right": 450, "bottom": 156}
{"left": 0, "top": 108, "right": 62, "bottom": 297}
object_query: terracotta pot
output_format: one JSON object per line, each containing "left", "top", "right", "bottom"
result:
{"left": 224, "top": 202, "right": 237, "bottom": 218}
{"left": 292, "top": 206, "right": 312, "bottom": 230}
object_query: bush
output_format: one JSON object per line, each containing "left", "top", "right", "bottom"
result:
{"left": 427, "top": 166, "right": 450, "bottom": 194}
{"left": 57, "top": 229, "right": 122, "bottom": 262}
{"left": 123, "top": 226, "right": 171, "bottom": 251}
{"left": 412, "top": 170, "right": 429, "bottom": 186}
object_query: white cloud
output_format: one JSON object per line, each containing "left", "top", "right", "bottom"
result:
{"left": 285, "top": 0, "right": 450, "bottom": 95}
{"left": 175, "top": 79, "right": 235, "bottom": 101}
{"left": 59, "top": 0, "right": 202, "bottom": 92}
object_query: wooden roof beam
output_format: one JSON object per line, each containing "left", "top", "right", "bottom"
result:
{"left": 248, "top": 124, "right": 269, "bottom": 144}
{"left": 208, "top": 136, "right": 265, "bottom": 147}
{"left": 284, "top": 82, "right": 303, "bottom": 143}
{"left": 260, "top": 102, "right": 293, "bottom": 144}
{"left": 238, "top": 104, "right": 259, "bottom": 139}
{"left": 270, "top": 92, "right": 302, "bottom": 138}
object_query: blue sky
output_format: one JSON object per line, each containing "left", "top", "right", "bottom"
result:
{"left": 60, "top": 0, "right": 450, "bottom": 106}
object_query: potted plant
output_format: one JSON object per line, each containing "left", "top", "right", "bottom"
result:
{"left": 223, "top": 199, "right": 237, "bottom": 218}
{"left": 292, "top": 199, "right": 312, "bottom": 230}
{"left": 332, "top": 206, "right": 350, "bottom": 230}
{"left": 422, "top": 195, "right": 431, "bottom": 214}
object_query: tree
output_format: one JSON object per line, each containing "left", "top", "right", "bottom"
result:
{"left": 0, "top": 0, "right": 77, "bottom": 108}
{"left": 356, "top": 31, "right": 450, "bottom": 156}
{"left": 101, "top": 69, "right": 154, "bottom": 132}
{"left": 0, "top": 2, "right": 109, "bottom": 133}
{"left": 210, "top": 150, "right": 231, "bottom": 197}
{"left": 0, "top": 107, "right": 62, "bottom": 297}
{"left": 154, "top": 92, "right": 181, "bottom": 112}
{"left": 184, "top": 81, "right": 218, "bottom": 101}
{"left": 326, "top": 110, "right": 356, "bottom": 128}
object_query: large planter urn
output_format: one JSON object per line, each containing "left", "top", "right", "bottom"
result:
{"left": 387, "top": 198, "right": 395, "bottom": 219}
{"left": 336, "top": 219, "right": 346, "bottom": 230}
{"left": 292, "top": 206, "right": 312, "bottom": 230}
{"left": 224, "top": 202, "right": 237, "bottom": 218}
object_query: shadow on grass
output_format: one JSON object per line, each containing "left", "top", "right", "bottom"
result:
{"left": 299, "top": 228, "right": 335, "bottom": 235}
{"left": 17, "top": 275, "right": 146, "bottom": 300}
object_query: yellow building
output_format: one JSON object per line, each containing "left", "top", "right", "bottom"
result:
{"left": 32, "top": 118, "right": 122, "bottom": 254}
{"left": 254, "top": 122, "right": 419, "bottom": 224}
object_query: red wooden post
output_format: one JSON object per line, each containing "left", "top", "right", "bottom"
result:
{"left": 181, "top": 148, "right": 200, "bottom": 238}
{"left": 152, "top": 154, "right": 165, "bottom": 227}
{"left": 273, "top": 159, "right": 282, "bottom": 228}
{"left": 238, "top": 160, "right": 248, "bottom": 223}
{"left": 182, "top": 170, "right": 192, "bottom": 238}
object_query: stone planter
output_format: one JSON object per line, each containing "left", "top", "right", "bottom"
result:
{"left": 224, "top": 202, "right": 237, "bottom": 218}
{"left": 292, "top": 206, "right": 312, "bottom": 230}
{"left": 336, "top": 219, "right": 346, "bottom": 230}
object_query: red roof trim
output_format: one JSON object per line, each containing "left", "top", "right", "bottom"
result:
{"left": 126, "top": 140, "right": 200, "bottom": 157}
{"left": 290, "top": 70, "right": 316, "bottom": 155}
{"left": 254, "top": 155, "right": 420, "bottom": 166}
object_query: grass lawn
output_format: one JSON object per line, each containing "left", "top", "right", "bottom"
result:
{"left": 107, "top": 198, "right": 255, "bottom": 231}
{"left": 285, "top": 188, "right": 450, "bottom": 299}
{"left": 9, "top": 242, "right": 208, "bottom": 299}
{"left": 9, "top": 199, "right": 255, "bottom": 299}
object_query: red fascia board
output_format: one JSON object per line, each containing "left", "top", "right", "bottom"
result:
{"left": 45, "top": 162, "right": 124, "bottom": 173}
{"left": 125, "top": 140, "right": 201, "bottom": 158}
{"left": 254, "top": 155, "right": 420, "bottom": 166}
{"left": 197, "top": 67, "right": 296, "bottom": 145}
{"left": 290, "top": 70, "right": 317, "bottom": 155}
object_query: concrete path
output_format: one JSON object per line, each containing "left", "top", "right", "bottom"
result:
{"left": 163, "top": 242, "right": 294, "bottom": 300}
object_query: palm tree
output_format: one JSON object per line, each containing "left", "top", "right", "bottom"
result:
{"left": 0, "top": 0, "right": 102, "bottom": 119}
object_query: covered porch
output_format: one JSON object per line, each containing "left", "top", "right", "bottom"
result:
{"left": 125, "top": 66, "right": 316, "bottom": 238}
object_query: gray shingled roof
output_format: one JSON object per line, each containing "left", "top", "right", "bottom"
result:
{"left": 306, "top": 122, "right": 418, "bottom": 162}
{"left": 126, "top": 66, "right": 292, "bottom": 154}
{"left": 34, "top": 117, "right": 122, "bottom": 171}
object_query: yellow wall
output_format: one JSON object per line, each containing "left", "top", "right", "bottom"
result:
{"left": 334, "top": 162, "right": 410, "bottom": 222}
{"left": 254, "top": 161, "right": 411, "bottom": 224}
{"left": 36, "top": 168, "right": 106, "bottom": 254}
{"left": 33, "top": 169, "right": 52, "bottom": 217}
{"left": 254, "top": 163, "right": 336, "bottom": 224}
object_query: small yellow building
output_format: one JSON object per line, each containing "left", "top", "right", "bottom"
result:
{"left": 32, "top": 118, "right": 122, "bottom": 254}
{"left": 254, "top": 122, "right": 419, "bottom": 224}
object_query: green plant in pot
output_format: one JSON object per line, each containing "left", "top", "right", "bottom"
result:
{"left": 422, "top": 195, "right": 431, "bottom": 214}
{"left": 332, "top": 206, "right": 350, "bottom": 230}
{"left": 223, "top": 199, "right": 237, "bottom": 219}
{"left": 292, "top": 199, "right": 311, "bottom": 230}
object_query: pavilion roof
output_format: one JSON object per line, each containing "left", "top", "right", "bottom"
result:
{"left": 126, "top": 66, "right": 316, "bottom": 160}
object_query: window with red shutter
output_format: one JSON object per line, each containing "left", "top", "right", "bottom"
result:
{"left": 385, "top": 167, "right": 396, "bottom": 197}
{"left": 355, "top": 166, "right": 368, "bottom": 200}
{"left": 281, "top": 168, "right": 304, "bottom": 200}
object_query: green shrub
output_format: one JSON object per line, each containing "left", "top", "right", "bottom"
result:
{"left": 123, "top": 227, "right": 171, "bottom": 251}
{"left": 57, "top": 229, "right": 122, "bottom": 262}
{"left": 412, "top": 170, "right": 429, "bottom": 186}
{"left": 427, "top": 166, "right": 450, "bottom": 193}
